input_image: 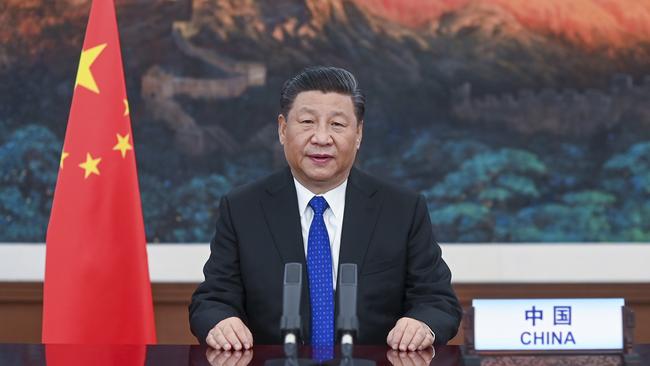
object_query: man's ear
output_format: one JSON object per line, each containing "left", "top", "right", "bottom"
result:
{"left": 278, "top": 114, "right": 286, "bottom": 145}
{"left": 356, "top": 119, "right": 363, "bottom": 149}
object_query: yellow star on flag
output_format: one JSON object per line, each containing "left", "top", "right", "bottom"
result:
{"left": 75, "top": 43, "right": 107, "bottom": 94}
{"left": 60, "top": 151, "right": 69, "bottom": 169}
{"left": 123, "top": 99, "right": 129, "bottom": 116}
{"left": 78, "top": 153, "right": 101, "bottom": 179}
{"left": 113, "top": 133, "right": 133, "bottom": 158}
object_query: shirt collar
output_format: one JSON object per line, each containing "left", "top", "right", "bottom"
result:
{"left": 294, "top": 177, "right": 347, "bottom": 220}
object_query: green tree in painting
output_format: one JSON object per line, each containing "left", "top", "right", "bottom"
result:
{"left": 602, "top": 142, "right": 650, "bottom": 197}
{"left": 612, "top": 201, "right": 650, "bottom": 241}
{"left": 141, "top": 173, "right": 232, "bottom": 242}
{"left": 425, "top": 148, "right": 547, "bottom": 241}
{"left": 139, "top": 173, "right": 173, "bottom": 242}
{"left": 169, "top": 174, "right": 231, "bottom": 242}
{"left": 0, "top": 125, "right": 60, "bottom": 241}
{"left": 506, "top": 190, "right": 616, "bottom": 242}
{"left": 601, "top": 141, "right": 650, "bottom": 241}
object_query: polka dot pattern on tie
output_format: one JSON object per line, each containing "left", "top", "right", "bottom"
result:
{"left": 306, "top": 196, "right": 335, "bottom": 349}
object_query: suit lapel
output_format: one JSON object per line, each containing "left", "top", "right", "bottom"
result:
{"left": 336, "top": 167, "right": 382, "bottom": 311}
{"left": 259, "top": 167, "right": 311, "bottom": 342}
{"left": 260, "top": 167, "right": 305, "bottom": 265}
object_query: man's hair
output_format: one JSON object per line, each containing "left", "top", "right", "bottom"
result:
{"left": 280, "top": 66, "right": 365, "bottom": 122}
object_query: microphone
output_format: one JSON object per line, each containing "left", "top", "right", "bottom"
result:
{"left": 267, "top": 263, "right": 317, "bottom": 366}
{"left": 337, "top": 263, "right": 359, "bottom": 359}
{"left": 281, "top": 262, "right": 302, "bottom": 358}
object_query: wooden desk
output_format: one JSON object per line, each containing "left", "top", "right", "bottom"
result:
{"left": 0, "top": 344, "right": 648, "bottom": 365}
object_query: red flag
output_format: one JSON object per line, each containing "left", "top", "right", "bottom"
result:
{"left": 43, "top": 0, "right": 156, "bottom": 344}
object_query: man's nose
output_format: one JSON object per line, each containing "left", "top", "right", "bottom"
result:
{"left": 312, "top": 122, "right": 332, "bottom": 145}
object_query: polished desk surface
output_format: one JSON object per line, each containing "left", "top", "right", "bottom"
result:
{"left": 1, "top": 344, "right": 649, "bottom": 366}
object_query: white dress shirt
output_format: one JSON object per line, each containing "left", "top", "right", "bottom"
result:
{"left": 293, "top": 177, "right": 347, "bottom": 289}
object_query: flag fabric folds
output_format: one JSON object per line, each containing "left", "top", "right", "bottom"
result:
{"left": 42, "top": 0, "right": 156, "bottom": 344}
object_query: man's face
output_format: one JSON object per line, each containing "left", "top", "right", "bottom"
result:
{"left": 278, "top": 90, "right": 363, "bottom": 193}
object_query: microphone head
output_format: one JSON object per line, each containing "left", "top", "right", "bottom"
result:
{"left": 281, "top": 263, "right": 302, "bottom": 335}
{"left": 337, "top": 263, "right": 359, "bottom": 337}
{"left": 284, "top": 262, "right": 302, "bottom": 284}
{"left": 339, "top": 263, "right": 357, "bottom": 285}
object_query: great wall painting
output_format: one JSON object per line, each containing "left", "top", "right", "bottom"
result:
{"left": 1, "top": 0, "right": 650, "bottom": 243}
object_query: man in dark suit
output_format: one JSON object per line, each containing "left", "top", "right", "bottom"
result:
{"left": 189, "top": 66, "right": 461, "bottom": 353}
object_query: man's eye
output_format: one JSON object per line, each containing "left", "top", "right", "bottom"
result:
{"left": 300, "top": 120, "right": 314, "bottom": 124}
{"left": 332, "top": 121, "right": 345, "bottom": 127}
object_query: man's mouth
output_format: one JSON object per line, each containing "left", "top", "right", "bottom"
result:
{"left": 308, "top": 154, "right": 334, "bottom": 164}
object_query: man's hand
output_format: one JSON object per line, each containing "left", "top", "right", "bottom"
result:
{"left": 386, "top": 317, "right": 435, "bottom": 351}
{"left": 206, "top": 317, "right": 254, "bottom": 351}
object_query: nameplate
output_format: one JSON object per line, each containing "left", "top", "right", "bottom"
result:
{"left": 472, "top": 298, "right": 625, "bottom": 351}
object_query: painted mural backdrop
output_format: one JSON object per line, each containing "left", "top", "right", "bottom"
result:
{"left": 2, "top": 0, "right": 650, "bottom": 243}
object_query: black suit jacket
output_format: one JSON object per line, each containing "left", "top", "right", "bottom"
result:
{"left": 189, "top": 167, "right": 461, "bottom": 345}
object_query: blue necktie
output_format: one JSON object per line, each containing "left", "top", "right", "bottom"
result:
{"left": 306, "top": 196, "right": 334, "bottom": 350}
